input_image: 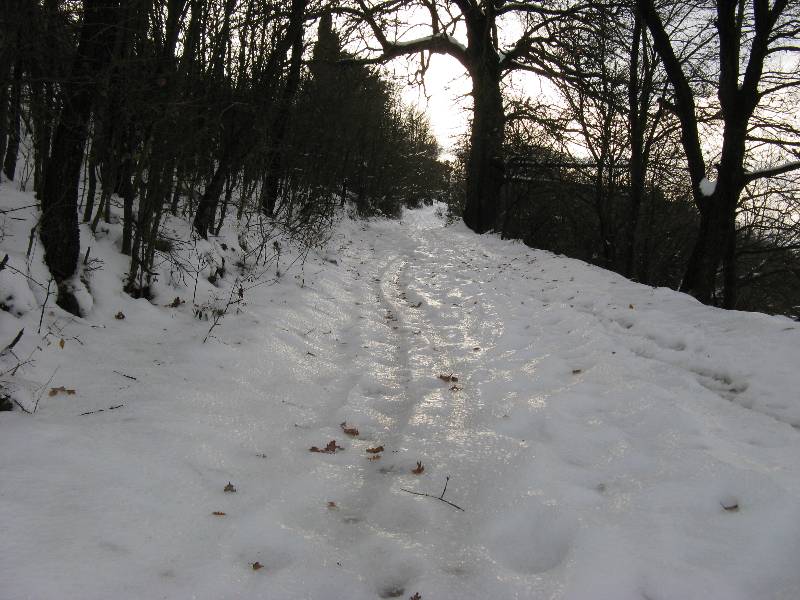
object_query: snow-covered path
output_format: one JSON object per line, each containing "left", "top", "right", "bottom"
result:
{"left": 2, "top": 203, "right": 800, "bottom": 599}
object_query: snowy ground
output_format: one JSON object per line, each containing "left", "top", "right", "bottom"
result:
{"left": 2, "top": 183, "right": 800, "bottom": 600}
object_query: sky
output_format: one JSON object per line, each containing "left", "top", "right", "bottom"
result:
{"left": 396, "top": 54, "right": 473, "bottom": 151}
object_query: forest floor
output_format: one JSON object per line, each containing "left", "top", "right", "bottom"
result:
{"left": 2, "top": 183, "right": 800, "bottom": 599}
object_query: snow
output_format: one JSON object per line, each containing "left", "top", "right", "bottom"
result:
{"left": 2, "top": 182, "right": 800, "bottom": 599}
{"left": 394, "top": 33, "right": 467, "bottom": 54}
{"left": 744, "top": 160, "right": 800, "bottom": 180}
{"left": 700, "top": 177, "right": 716, "bottom": 196}
{"left": 0, "top": 255, "right": 37, "bottom": 317}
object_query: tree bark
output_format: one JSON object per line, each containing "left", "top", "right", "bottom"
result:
{"left": 463, "top": 62, "right": 505, "bottom": 233}
{"left": 2, "top": 58, "right": 22, "bottom": 180}
{"left": 261, "top": 0, "right": 308, "bottom": 217}
{"left": 623, "top": 12, "right": 645, "bottom": 278}
{"left": 215, "top": 171, "right": 235, "bottom": 235}
{"left": 82, "top": 144, "right": 99, "bottom": 222}
{"left": 40, "top": 0, "right": 120, "bottom": 314}
{"left": 194, "top": 161, "right": 227, "bottom": 238}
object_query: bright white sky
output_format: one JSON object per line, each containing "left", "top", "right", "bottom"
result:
{"left": 395, "top": 54, "right": 473, "bottom": 150}
{"left": 339, "top": 5, "right": 550, "bottom": 154}
{"left": 393, "top": 54, "right": 556, "bottom": 154}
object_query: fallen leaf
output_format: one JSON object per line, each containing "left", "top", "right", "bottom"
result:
{"left": 722, "top": 502, "right": 739, "bottom": 512}
{"left": 438, "top": 373, "right": 458, "bottom": 383}
{"left": 366, "top": 446, "right": 384, "bottom": 453}
{"left": 327, "top": 501, "right": 337, "bottom": 509}
{"left": 310, "top": 440, "right": 344, "bottom": 454}
{"left": 114, "top": 311, "right": 125, "bottom": 320}
{"left": 409, "top": 594, "right": 422, "bottom": 600}
{"left": 572, "top": 369, "right": 582, "bottom": 375}
{"left": 340, "top": 421, "right": 359, "bottom": 437}
{"left": 252, "top": 562, "right": 263, "bottom": 571}
{"left": 629, "top": 304, "right": 635, "bottom": 309}
{"left": 224, "top": 482, "right": 237, "bottom": 493}
{"left": 473, "top": 347, "right": 480, "bottom": 351}
{"left": 59, "top": 338, "right": 65, "bottom": 349}
{"left": 412, "top": 461, "right": 425, "bottom": 475}
{"left": 49, "top": 386, "right": 76, "bottom": 397}
{"left": 212, "top": 511, "right": 226, "bottom": 516}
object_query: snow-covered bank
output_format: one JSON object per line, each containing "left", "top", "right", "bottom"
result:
{"left": 1, "top": 184, "right": 800, "bottom": 600}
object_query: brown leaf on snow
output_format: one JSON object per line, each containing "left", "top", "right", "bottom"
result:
{"left": 59, "top": 338, "right": 65, "bottom": 349}
{"left": 327, "top": 501, "right": 338, "bottom": 509}
{"left": 572, "top": 369, "right": 583, "bottom": 375}
{"left": 49, "top": 386, "right": 76, "bottom": 397}
{"left": 438, "top": 373, "right": 458, "bottom": 383}
{"left": 224, "top": 482, "right": 237, "bottom": 493}
{"left": 310, "top": 440, "right": 344, "bottom": 454}
{"left": 114, "top": 311, "right": 125, "bottom": 320}
{"left": 411, "top": 461, "right": 425, "bottom": 475}
{"left": 366, "top": 446, "right": 384, "bottom": 453}
{"left": 340, "top": 422, "right": 359, "bottom": 437}
{"left": 252, "top": 562, "right": 264, "bottom": 571}
{"left": 212, "top": 511, "right": 226, "bottom": 516}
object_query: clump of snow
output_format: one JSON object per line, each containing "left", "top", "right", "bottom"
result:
{"left": 700, "top": 176, "right": 717, "bottom": 196}
{"left": 0, "top": 256, "right": 36, "bottom": 317}
{"left": 62, "top": 275, "right": 94, "bottom": 316}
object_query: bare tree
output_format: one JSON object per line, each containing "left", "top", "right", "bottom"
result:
{"left": 637, "top": 0, "right": 800, "bottom": 307}
{"left": 344, "top": 0, "right": 594, "bottom": 234}
{"left": 39, "top": 0, "right": 120, "bottom": 314}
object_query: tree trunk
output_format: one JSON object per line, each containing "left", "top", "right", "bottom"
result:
{"left": 215, "top": 171, "right": 235, "bottom": 235}
{"left": 623, "top": 12, "right": 646, "bottom": 278}
{"left": 680, "top": 187, "right": 738, "bottom": 305}
{"left": 170, "top": 165, "right": 183, "bottom": 214}
{"left": 82, "top": 146, "right": 99, "bottom": 221}
{"left": 0, "top": 76, "right": 8, "bottom": 171}
{"left": 119, "top": 156, "right": 136, "bottom": 255}
{"left": 2, "top": 57, "right": 22, "bottom": 180}
{"left": 463, "top": 67, "right": 505, "bottom": 234}
{"left": 40, "top": 0, "right": 119, "bottom": 315}
{"left": 0, "top": 0, "right": 21, "bottom": 177}
{"left": 194, "top": 161, "right": 227, "bottom": 238}
{"left": 722, "top": 210, "right": 738, "bottom": 309}
{"left": 261, "top": 0, "right": 308, "bottom": 217}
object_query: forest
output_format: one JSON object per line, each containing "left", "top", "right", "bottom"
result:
{"left": 2, "top": 3, "right": 800, "bottom": 599}
{"left": 1, "top": 1, "right": 799, "bottom": 317}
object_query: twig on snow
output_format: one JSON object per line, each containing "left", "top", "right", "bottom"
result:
{"left": 80, "top": 404, "right": 124, "bottom": 416}
{"left": 112, "top": 370, "right": 137, "bottom": 381}
{"left": 32, "top": 366, "right": 59, "bottom": 414}
{"left": 203, "top": 277, "right": 243, "bottom": 343}
{"left": 400, "top": 476, "right": 465, "bottom": 511}
{"left": 10, "top": 395, "right": 33, "bottom": 414}
{"left": 0, "top": 329, "right": 24, "bottom": 359}
{"left": 38, "top": 279, "right": 53, "bottom": 334}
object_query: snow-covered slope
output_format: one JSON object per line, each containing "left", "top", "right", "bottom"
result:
{"left": 1, "top": 183, "right": 799, "bottom": 600}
